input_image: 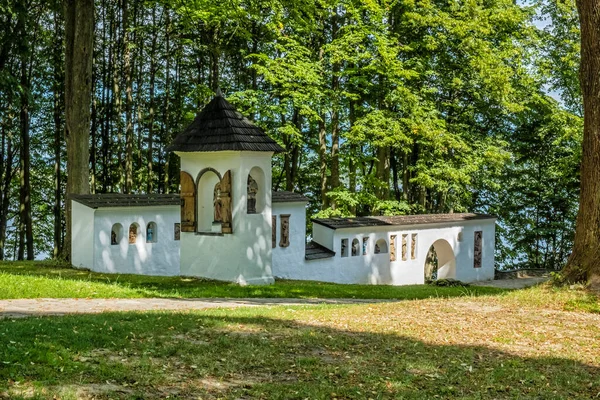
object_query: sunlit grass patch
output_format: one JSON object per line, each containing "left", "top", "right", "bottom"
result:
{"left": 1, "top": 297, "right": 599, "bottom": 399}
{"left": 0, "top": 260, "right": 506, "bottom": 300}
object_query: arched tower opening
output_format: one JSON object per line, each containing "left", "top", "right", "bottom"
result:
{"left": 424, "top": 239, "right": 456, "bottom": 282}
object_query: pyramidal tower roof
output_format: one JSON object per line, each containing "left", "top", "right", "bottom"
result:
{"left": 166, "top": 89, "right": 285, "bottom": 153}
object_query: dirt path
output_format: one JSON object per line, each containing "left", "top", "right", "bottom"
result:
{"left": 0, "top": 278, "right": 547, "bottom": 318}
{"left": 470, "top": 276, "right": 549, "bottom": 289}
{"left": 0, "top": 298, "right": 388, "bottom": 318}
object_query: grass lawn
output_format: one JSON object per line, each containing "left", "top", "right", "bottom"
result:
{"left": 0, "top": 260, "right": 506, "bottom": 300}
{"left": 1, "top": 286, "right": 600, "bottom": 399}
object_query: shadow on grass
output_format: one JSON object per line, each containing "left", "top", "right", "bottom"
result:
{"left": 0, "top": 310, "right": 597, "bottom": 399}
{"left": 0, "top": 260, "right": 508, "bottom": 300}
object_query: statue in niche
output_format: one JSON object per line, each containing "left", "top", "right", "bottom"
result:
{"left": 213, "top": 183, "right": 222, "bottom": 222}
{"left": 390, "top": 235, "right": 397, "bottom": 261}
{"left": 129, "top": 225, "right": 137, "bottom": 244}
{"left": 374, "top": 243, "right": 381, "bottom": 254}
{"left": 411, "top": 234, "right": 417, "bottom": 259}
{"left": 220, "top": 171, "right": 233, "bottom": 233}
{"left": 402, "top": 235, "right": 407, "bottom": 260}
{"left": 351, "top": 240, "right": 359, "bottom": 256}
{"left": 279, "top": 215, "right": 290, "bottom": 247}
{"left": 111, "top": 230, "right": 118, "bottom": 245}
{"left": 247, "top": 175, "right": 258, "bottom": 214}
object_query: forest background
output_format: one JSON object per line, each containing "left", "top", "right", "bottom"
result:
{"left": 0, "top": 0, "right": 583, "bottom": 269}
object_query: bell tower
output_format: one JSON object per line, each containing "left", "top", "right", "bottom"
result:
{"left": 166, "top": 90, "right": 284, "bottom": 284}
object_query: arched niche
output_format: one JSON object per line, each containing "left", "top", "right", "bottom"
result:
{"left": 111, "top": 223, "right": 123, "bottom": 245}
{"left": 196, "top": 168, "right": 233, "bottom": 234}
{"left": 129, "top": 223, "right": 140, "bottom": 244}
{"left": 351, "top": 238, "right": 360, "bottom": 256}
{"left": 196, "top": 168, "right": 222, "bottom": 233}
{"left": 146, "top": 221, "right": 157, "bottom": 243}
{"left": 424, "top": 239, "right": 456, "bottom": 282}
{"left": 375, "top": 238, "right": 388, "bottom": 254}
{"left": 247, "top": 166, "right": 266, "bottom": 214}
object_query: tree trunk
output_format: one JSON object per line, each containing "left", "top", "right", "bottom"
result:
{"left": 0, "top": 125, "right": 13, "bottom": 260}
{"left": 53, "top": 1, "right": 64, "bottom": 257}
{"left": 18, "top": 17, "right": 33, "bottom": 260}
{"left": 63, "top": 0, "right": 93, "bottom": 260}
{"left": 147, "top": 5, "right": 158, "bottom": 193}
{"left": 123, "top": 0, "right": 133, "bottom": 193}
{"left": 563, "top": 0, "right": 600, "bottom": 288}
{"left": 318, "top": 114, "right": 328, "bottom": 209}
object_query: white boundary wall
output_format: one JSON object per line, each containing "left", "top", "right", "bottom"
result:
{"left": 71, "top": 202, "right": 181, "bottom": 276}
{"left": 276, "top": 219, "right": 496, "bottom": 285}
{"left": 272, "top": 202, "right": 307, "bottom": 277}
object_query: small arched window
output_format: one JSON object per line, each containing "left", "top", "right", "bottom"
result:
{"left": 129, "top": 223, "right": 140, "bottom": 244}
{"left": 111, "top": 223, "right": 123, "bottom": 245}
{"left": 146, "top": 222, "right": 157, "bottom": 243}
{"left": 375, "top": 239, "right": 388, "bottom": 254}
{"left": 351, "top": 238, "right": 360, "bottom": 256}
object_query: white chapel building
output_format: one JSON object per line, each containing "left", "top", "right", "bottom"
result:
{"left": 71, "top": 92, "right": 497, "bottom": 285}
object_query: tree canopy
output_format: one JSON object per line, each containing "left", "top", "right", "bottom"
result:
{"left": 0, "top": 0, "right": 583, "bottom": 270}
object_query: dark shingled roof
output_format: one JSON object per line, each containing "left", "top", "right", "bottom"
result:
{"left": 73, "top": 191, "right": 308, "bottom": 208}
{"left": 166, "top": 91, "right": 285, "bottom": 153}
{"left": 305, "top": 241, "right": 335, "bottom": 260}
{"left": 71, "top": 194, "right": 180, "bottom": 209}
{"left": 312, "top": 213, "right": 496, "bottom": 230}
{"left": 272, "top": 191, "right": 309, "bottom": 203}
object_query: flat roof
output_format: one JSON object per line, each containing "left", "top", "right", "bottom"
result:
{"left": 312, "top": 213, "right": 496, "bottom": 230}
{"left": 72, "top": 190, "right": 309, "bottom": 209}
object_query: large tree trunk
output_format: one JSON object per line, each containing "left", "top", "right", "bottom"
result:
{"left": 0, "top": 125, "right": 14, "bottom": 261}
{"left": 53, "top": 1, "right": 64, "bottom": 258}
{"left": 63, "top": 0, "right": 93, "bottom": 260}
{"left": 19, "top": 45, "right": 33, "bottom": 260}
{"left": 563, "top": 0, "right": 600, "bottom": 288}
{"left": 123, "top": 0, "right": 134, "bottom": 194}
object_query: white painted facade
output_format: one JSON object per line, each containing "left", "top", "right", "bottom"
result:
{"left": 71, "top": 203, "right": 181, "bottom": 276}
{"left": 177, "top": 151, "right": 274, "bottom": 285}
{"left": 72, "top": 193, "right": 496, "bottom": 285}
{"left": 271, "top": 201, "right": 307, "bottom": 276}
{"left": 278, "top": 218, "right": 496, "bottom": 285}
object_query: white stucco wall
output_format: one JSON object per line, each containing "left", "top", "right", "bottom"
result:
{"left": 177, "top": 151, "right": 274, "bottom": 285}
{"left": 280, "top": 219, "right": 496, "bottom": 285}
{"left": 92, "top": 205, "right": 181, "bottom": 276}
{"left": 71, "top": 201, "right": 95, "bottom": 270}
{"left": 312, "top": 224, "right": 334, "bottom": 251}
{"left": 271, "top": 202, "right": 307, "bottom": 278}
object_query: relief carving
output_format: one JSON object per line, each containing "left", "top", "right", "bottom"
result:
{"left": 279, "top": 214, "right": 290, "bottom": 247}
{"left": 390, "top": 235, "right": 397, "bottom": 262}
{"left": 402, "top": 234, "right": 407, "bottom": 261}
{"left": 474, "top": 231, "right": 482, "bottom": 268}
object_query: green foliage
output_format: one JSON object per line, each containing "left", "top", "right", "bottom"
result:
{"left": 0, "top": 0, "right": 584, "bottom": 272}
